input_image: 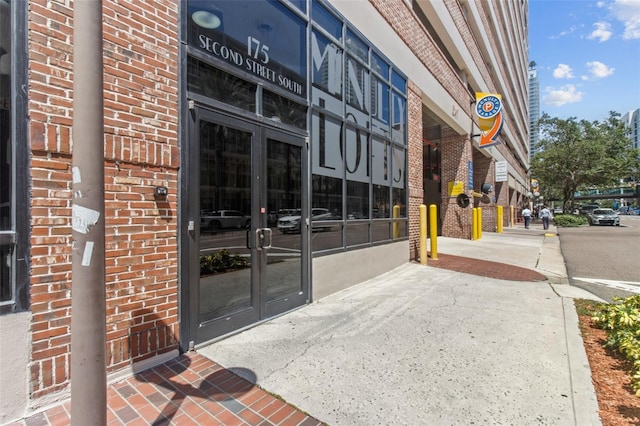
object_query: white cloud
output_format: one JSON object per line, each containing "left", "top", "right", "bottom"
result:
{"left": 587, "top": 22, "right": 612, "bottom": 42}
{"left": 553, "top": 64, "right": 575, "bottom": 79}
{"left": 542, "top": 85, "right": 584, "bottom": 107}
{"left": 586, "top": 61, "right": 615, "bottom": 78}
{"left": 550, "top": 25, "right": 578, "bottom": 39}
{"left": 610, "top": 0, "right": 640, "bottom": 39}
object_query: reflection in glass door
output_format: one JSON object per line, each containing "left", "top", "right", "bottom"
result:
{"left": 264, "top": 137, "right": 304, "bottom": 316}
{"left": 191, "top": 111, "right": 308, "bottom": 344}
{"left": 198, "top": 122, "right": 254, "bottom": 327}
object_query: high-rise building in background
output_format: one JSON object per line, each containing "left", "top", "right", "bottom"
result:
{"left": 528, "top": 62, "right": 540, "bottom": 156}
{"left": 621, "top": 108, "right": 639, "bottom": 150}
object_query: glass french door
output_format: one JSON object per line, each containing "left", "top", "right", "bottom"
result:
{"left": 187, "top": 109, "right": 308, "bottom": 345}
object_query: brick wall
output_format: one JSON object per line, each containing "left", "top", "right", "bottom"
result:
{"left": 439, "top": 129, "right": 473, "bottom": 239}
{"left": 407, "top": 82, "right": 423, "bottom": 261}
{"left": 472, "top": 152, "right": 496, "bottom": 231}
{"left": 28, "top": 0, "right": 179, "bottom": 398}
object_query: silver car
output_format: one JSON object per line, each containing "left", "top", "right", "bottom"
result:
{"left": 277, "top": 208, "right": 338, "bottom": 233}
{"left": 588, "top": 208, "right": 620, "bottom": 226}
{"left": 200, "top": 210, "right": 250, "bottom": 230}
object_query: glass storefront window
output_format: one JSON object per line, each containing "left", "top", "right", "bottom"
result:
{"left": 345, "top": 29, "right": 367, "bottom": 63}
{"left": 346, "top": 55, "right": 368, "bottom": 112}
{"left": 311, "top": 175, "right": 343, "bottom": 253}
{"left": 391, "top": 91, "right": 406, "bottom": 145}
{"left": 372, "top": 220, "right": 391, "bottom": 243}
{"left": 346, "top": 222, "right": 368, "bottom": 247}
{"left": 312, "top": 0, "right": 342, "bottom": 41}
{"left": 286, "top": 0, "right": 307, "bottom": 13}
{"left": 392, "top": 69, "right": 406, "bottom": 92}
{"left": 1, "top": 0, "right": 26, "bottom": 312}
{"left": 309, "top": 1, "right": 408, "bottom": 253}
{"left": 392, "top": 188, "right": 407, "bottom": 218}
{"left": 373, "top": 184, "right": 390, "bottom": 219}
{"left": 1, "top": 0, "right": 11, "bottom": 233}
{"left": 262, "top": 90, "right": 307, "bottom": 129}
{"left": 187, "top": 57, "right": 256, "bottom": 112}
{"left": 311, "top": 30, "right": 342, "bottom": 99}
{"left": 371, "top": 51, "right": 389, "bottom": 79}
{"left": 184, "top": 0, "right": 409, "bottom": 255}
{"left": 311, "top": 109, "right": 343, "bottom": 179}
{"left": 371, "top": 76, "right": 389, "bottom": 131}
{"left": 312, "top": 174, "right": 343, "bottom": 217}
{"left": 346, "top": 180, "right": 369, "bottom": 219}
{"left": 187, "top": 0, "right": 307, "bottom": 99}
{"left": 0, "top": 0, "right": 12, "bottom": 304}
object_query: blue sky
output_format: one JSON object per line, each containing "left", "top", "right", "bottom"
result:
{"left": 529, "top": 0, "right": 640, "bottom": 122}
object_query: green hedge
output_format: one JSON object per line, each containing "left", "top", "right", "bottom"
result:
{"left": 554, "top": 214, "right": 589, "bottom": 227}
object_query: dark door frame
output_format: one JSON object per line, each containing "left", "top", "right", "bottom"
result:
{"left": 179, "top": 103, "right": 309, "bottom": 350}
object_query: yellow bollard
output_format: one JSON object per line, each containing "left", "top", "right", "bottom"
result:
{"left": 510, "top": 205, "right": 514, "bottom": 227}
{"left": 393, "top": 204, "right": 400, "bottom": 239}
{"left": 497, "top": 206, "right": 503, "bottom": 233}
{"left": 419, "top": 204, "right": 427, "bottom": 265}
{"left": 429, "top": 204, "right": 438, "bottom": 259}
{"left": 478, "top": 207, "right": 482, "bottom": 239}
{"left": 472, "top": 208, "right": 478, "bottom": 240}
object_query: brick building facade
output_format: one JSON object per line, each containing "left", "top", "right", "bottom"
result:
{"left": 0, "top": 1, "right": 530, "bottom": 421}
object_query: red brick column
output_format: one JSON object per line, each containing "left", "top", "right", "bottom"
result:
{"left": 439, "top": 128, "right": 473, "bottom": 238}
{"left": 407, "top": 82, "right": 423, "bottom": 261}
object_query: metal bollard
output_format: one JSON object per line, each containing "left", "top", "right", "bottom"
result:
{"left": 429, "top": 204, "right": 438, "bottom": 259}
{"left": 472, "top": 208, "right": 478, "bottom": 240}
{"left": 419, "top": 204, "right": 427, "bottom": 265}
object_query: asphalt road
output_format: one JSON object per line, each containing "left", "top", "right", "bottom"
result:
{"left": 557, "top": 215, "right": 640, "bottom": 302}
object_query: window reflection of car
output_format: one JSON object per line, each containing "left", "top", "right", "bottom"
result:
{"left": 268, "top": 208, "right": 299, "bottom": 226}
{"left": 201, "top": 210, "right": 250, "bottom": 230}
{"left": 277, "top": 208, "right": 340, "bottom": 233}
{"left": 588, "top": 208, "right": 620, "bottom": 226}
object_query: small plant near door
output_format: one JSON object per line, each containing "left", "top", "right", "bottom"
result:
{"left": 200, "top": 249, "right": 249, "bottom": 276}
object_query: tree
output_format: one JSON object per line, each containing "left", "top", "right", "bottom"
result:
{"left": 530, "top": 112, "right": 640, "bottom": 212}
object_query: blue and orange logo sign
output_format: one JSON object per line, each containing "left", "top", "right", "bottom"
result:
{"left": 475, "top": 92, "right": 503, "bottom": 147}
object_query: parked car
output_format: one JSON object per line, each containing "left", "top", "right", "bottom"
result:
{"left": 588, "top": 208, "right": 620, "bottom": 226}
{"left": 619, "top": 206, "right": 640, "bottom": 215}
{"left": 200, "top": 210, "right": 250, "bottom": 230}
{"left": 277, "top": 208, "right": 340, "bottom": 233}
{"left": 579, "top": 204, "right": 600, "bottom": 216}
{"left": 553, "top": 207, "right": 563, "bottom": 215}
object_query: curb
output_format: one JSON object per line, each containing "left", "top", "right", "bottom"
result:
{"left": 562, "top": 298, "right": 603, "bottom": 426}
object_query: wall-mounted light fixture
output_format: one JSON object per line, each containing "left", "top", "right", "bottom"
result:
{"left": 154, "top": 186, "right": 168, "bottom": 200}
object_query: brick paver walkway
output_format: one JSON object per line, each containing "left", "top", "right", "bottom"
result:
{"left": 426, "top": 253, "right": 547, "bottom": 282}
{"left": 8, "top": 352, "right": 324, "bottom": 426}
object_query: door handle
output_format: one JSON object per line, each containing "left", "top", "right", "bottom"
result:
{"left": 261, "top": 228, "right": 272, "bottom": 249}
{"left": 255, "top": 228, "right": 272, "bottom": 250}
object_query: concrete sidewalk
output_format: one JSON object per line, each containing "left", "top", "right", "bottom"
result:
{"left": 11, "top": 225, "right": 605, "bottom": 425}
{"left": 199, "top": 225, "right": 604, "bottom": 425}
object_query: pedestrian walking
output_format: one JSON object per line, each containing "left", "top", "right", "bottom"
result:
{"left": 522, "top": 206, "right": 532, "bottom": 229}
{"left": 539, "top": 205, "right": 551, "bottom": 230}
